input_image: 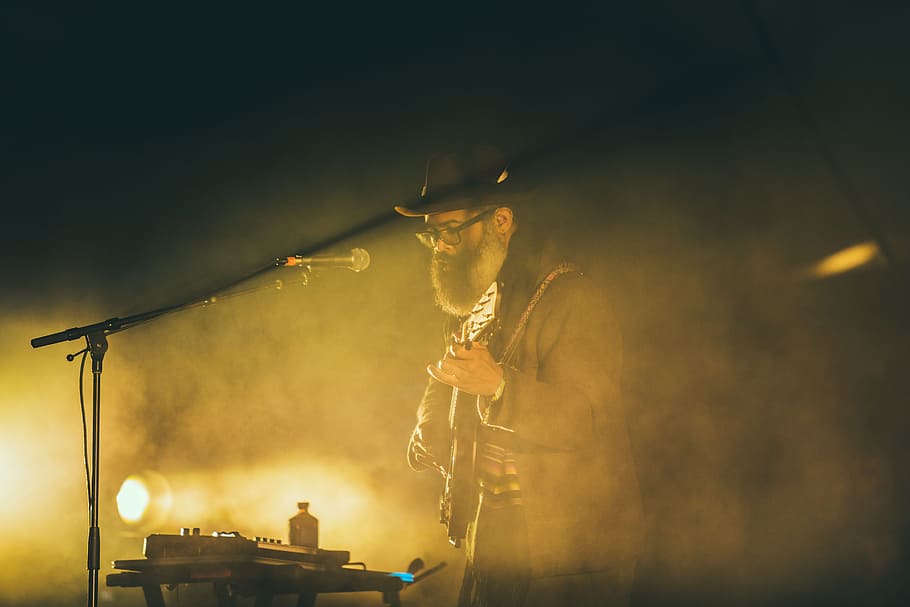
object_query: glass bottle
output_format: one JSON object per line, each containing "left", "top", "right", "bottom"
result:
{"left": 288, "top": 501, "right": 318, "bottom": 548}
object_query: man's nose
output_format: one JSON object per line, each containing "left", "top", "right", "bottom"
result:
{"left": 434, "top": 238, "right": 455, "bottom": 254}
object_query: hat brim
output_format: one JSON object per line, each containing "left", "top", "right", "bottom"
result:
{"left": 393, "top": 181, "right": 534, "bottom": 217}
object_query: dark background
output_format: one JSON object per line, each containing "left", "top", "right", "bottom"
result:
{"left": 1, "top": 2, "right": 908, "bottom": 606}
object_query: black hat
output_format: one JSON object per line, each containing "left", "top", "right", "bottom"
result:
{"left": 393, "top": 145, "right": 531, "bottom": 217}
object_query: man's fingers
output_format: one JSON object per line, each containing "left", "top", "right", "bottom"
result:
{"left": 427, "top": 363, "right": 456, "bottom": 385}
{"left": 436, "top": 358, "right": 457, "bottom": 374}
{"left": 448, "top": 341, "right": 489, "bottom": 358}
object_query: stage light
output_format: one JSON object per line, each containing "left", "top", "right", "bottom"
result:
{"left": 116, "top": 471, "right": 173, "bottom": 529}
{"left": 116, "top": 478, "right": 149, "bottom": 523}
{"left": 809, "top": 241, "right": 882, "bottom": 278}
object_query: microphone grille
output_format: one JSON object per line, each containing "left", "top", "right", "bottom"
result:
{"left": 350, "top": 248, "right": 371, "bottom": 272}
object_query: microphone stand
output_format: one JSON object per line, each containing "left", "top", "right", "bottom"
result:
{"left": 30, "top": 258, "right": 312, "bottom": 607}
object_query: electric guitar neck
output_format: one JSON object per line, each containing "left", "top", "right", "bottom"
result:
{"left": 439, "top": 281, "right": 500, "bottom": 547}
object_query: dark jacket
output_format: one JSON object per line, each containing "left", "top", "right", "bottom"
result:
{"left": 409, "top": 227, "right": 644, "bottom": 577}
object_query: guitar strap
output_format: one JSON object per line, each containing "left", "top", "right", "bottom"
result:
{"left": 498, "top": 261, "right": 580, "bottom": 367}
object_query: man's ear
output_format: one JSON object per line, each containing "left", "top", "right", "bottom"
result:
{"left": 493, "top": 207, "right": 514, "bottom": 234}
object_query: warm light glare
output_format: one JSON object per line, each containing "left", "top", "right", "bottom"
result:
{"left": 159, "top": 460, "right": 379, "bottom": 549}
{"left": 810, "top": 241, "right": 881, "bottom": 278}
{"left": 117, "top": 477, "right": 151, "bottom": 523}
{"left": 0, "top": 433, "right": 24, "bottom": 500}
{"left": 115, "top": 471, "right": 173, "bottom": 527}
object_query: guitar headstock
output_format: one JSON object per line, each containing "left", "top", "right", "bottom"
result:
{"left": 460, "top": 281, "right": 500, "bottom": 345}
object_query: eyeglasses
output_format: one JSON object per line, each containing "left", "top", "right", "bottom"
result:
{"left": 415, "top": 208, "right": 494, "bottom": 249}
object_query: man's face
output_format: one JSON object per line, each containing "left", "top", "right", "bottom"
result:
{"left": 427, "top": 208, "right": 508, "bottom": 316}
{"left": 426, "top": 209, "right": 486, "bottom": 256}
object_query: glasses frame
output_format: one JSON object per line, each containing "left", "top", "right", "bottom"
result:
{"left": 415, "top": 208, "right": 495, "bottom": 249}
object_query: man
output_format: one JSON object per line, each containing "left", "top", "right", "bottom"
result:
{"left": 395, "top": 146, "right": 644, "bottom": 607}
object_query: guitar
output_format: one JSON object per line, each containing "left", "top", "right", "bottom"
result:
{"left": 439, "top": 280, "right": 501, "bottom": 547}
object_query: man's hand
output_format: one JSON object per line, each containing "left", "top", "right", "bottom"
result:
{"left": 427, "top": 339, "right": 503, "bottom": 396}
{"left": 408, "top": 427, "right": 446, "bottom": 476}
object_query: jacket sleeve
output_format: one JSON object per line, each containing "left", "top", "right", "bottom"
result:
{"left": 407, "top": 317, "right": 461, "bottom": 472}
{"left": 407, "top": 374, "right": 453, "bottom": 472}
{"left": 483, "top": 273, "right": 623, "bottom": 453}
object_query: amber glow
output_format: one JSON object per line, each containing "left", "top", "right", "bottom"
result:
{"left": 117, "top": 477, "right": 151, "bottom": 523}
{"left": 159, "top": 459, "right": 374, "bottom": 545}
{"left": 116, "top": 471, "right": 173, "bottom": 527}
{"left": 810, "top": 241, "right": 881, "bottom": 278}
{"left": 0, "top": 426, "right": 33, "bottom": 525}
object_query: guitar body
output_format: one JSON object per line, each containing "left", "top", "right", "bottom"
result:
{"left": 440, "top": 387, "right": 482, "bottom": 546}
{"left": 438, "top": 281, "right": 500, "bottom": 547}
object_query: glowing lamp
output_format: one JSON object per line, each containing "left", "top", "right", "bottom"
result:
{"left": 116, "top": 477, "right": 150, "bottom": 523}
{"left": 810, "top": 241, "right": 882, "bottom": 278}
{"left": 116, "top": 471, "right": 173, "bottom": 529}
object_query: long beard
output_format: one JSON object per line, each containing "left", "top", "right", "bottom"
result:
{"left": 430, "top": 220, "right": 508, "bottom": 317}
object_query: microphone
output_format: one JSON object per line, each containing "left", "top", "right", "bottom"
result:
{"left": 278, "top": 247, "right": 371, "bottom": 272}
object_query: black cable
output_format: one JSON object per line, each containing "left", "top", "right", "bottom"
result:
{"left": 79, "top": 348, "right": 93, "bottom": 507}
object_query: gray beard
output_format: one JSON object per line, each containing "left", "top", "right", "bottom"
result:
{"left": 430, "top": 219, "right": 508, "bottom": 317}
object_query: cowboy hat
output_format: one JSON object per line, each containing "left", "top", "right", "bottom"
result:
{"left": 393, "top": 145, "right": 532, "bottom": 217}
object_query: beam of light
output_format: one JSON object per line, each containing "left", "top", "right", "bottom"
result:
{"left": 143, "top": 457, "right": 438, "bottom": 574}
{"left": 0, "top": 406, "right": 80, "bottom": 522}
{"left": 809, "top": 241, "right": 882, "bottom": 278}
{"left": 161, "top": 460, "right": 373, "bottom": 544}
{"left": 0, "top": 432, "right": 25, "bottom": 499}
{"left": 0, "top": 393, "right": 91, "bottom": 605}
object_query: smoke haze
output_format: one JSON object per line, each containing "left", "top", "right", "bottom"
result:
{"left": 2, "top": 3, "right": 909, "bottom": 606}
